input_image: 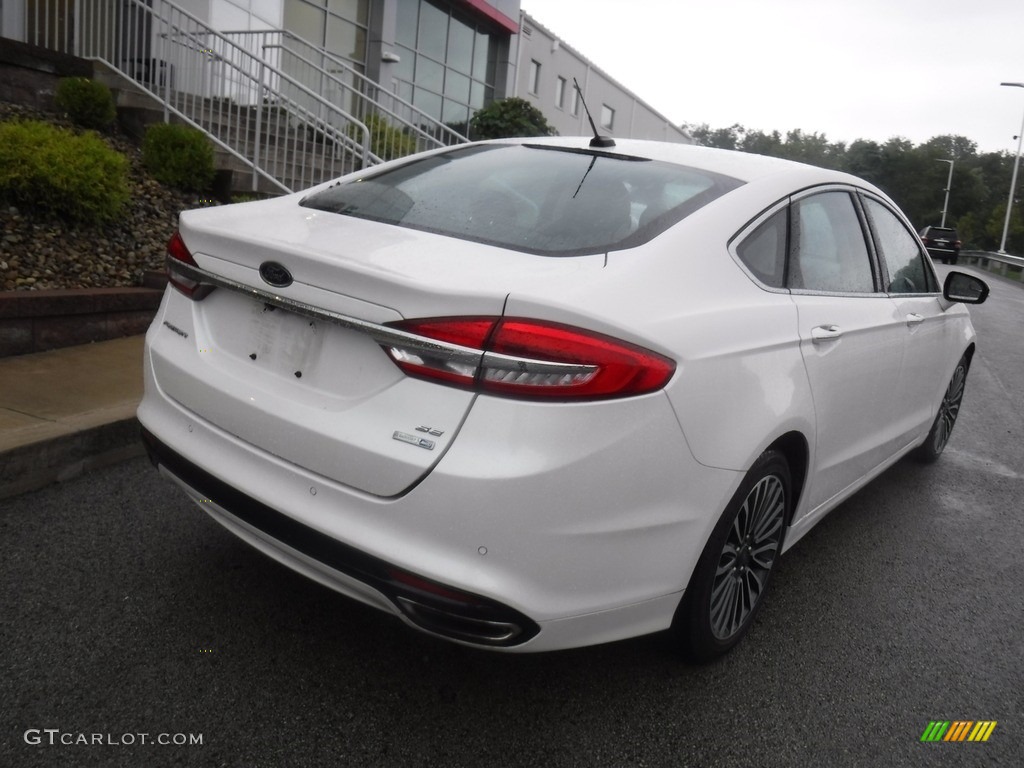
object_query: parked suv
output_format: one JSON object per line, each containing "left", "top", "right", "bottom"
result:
{"left": 919, "top": 225, "right": 962, "bottom": 264}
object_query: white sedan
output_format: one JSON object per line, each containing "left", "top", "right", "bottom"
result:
{"left": 138, "top": 137, "right": 989, "bottom": 660}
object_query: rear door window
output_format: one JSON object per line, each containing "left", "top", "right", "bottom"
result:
{"left": 789, "top": 191, "right": 876, "bottom": 294}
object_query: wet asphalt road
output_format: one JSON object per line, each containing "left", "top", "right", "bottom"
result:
{"left": 2, "top": 266, "right": 1022, "bottom": 768}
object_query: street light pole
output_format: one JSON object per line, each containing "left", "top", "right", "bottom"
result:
{"left": 936, "top": 158, "right": 954, "bottom": 228}
{"left": 998, "top": 82, "right": 1024, "bottom": 255}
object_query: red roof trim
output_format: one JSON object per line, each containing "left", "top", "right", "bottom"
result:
{"left": 458, "top": 0, "right": 519, "bottom": 34}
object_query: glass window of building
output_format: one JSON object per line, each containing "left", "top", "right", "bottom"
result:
{"left": 284, "top": 0, "right": 369, "bottom": 70}
{"left": 327, "top": 15, "right": 367, "bottom": 62}
{"left": 473, "top": 30, "right": 491, "bottom": 80}
{"left": 328, "top": 0, "right": 368, "bottom": 24}
{"left": 284, "top": 1, "right": 327, "bottom": 48}
{"left": 529, "top": 60, "right": 541, "bottom": 95}
{"left": 601, "top": 104, "right": 615, "bottom": 130}
{"left": 571, "top": 87, "right": 580, "bottom": 117}
{"left": 394, "top": 0, "right": 504, "bottom": 130}
{"left": 448, "top": 15, "right": 474, "bottom": 73}
{"left": 396, "top": 0, "right": 418, "bottom": 46}
{"left": 555, "top": 76, "right": 566, "bottom": 109}
{"left": 417, "top": 0, "right": 448, "bottom": 60}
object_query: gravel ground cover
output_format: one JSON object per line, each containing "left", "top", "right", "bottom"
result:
{"left": 0, "top": 100, "right": 215, "bottom": 291}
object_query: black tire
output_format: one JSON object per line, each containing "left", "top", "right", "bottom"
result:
{"left": 915, "top": 354, "right": 969, "bottom": 463}
{"left": 672, "top": 450, "right": 791, "bottom": 662}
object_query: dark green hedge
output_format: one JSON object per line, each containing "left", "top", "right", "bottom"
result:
{"left": 469, "top": 97, "right": 557, "bottom": 140}
{"left": 142, "top": 122, "right": 215, "bottom": 192}
{"left": 54, "top": 77, "right": 117, "bottom": 131}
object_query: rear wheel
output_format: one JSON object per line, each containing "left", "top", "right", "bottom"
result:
{"left": 672, "top": 450, "right": 790, "bottom": 662}
{"left": 915, "top": 354, "right": 969, "bottom": 463}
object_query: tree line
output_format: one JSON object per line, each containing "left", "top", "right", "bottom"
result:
{"left": 685, "top": 123, "right": 1024, "bottom": 253}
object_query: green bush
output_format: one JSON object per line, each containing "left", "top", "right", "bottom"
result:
{"left": 469, "top": 98, "right": 557, "bottom": 140}
{"left": 349, "top": 114, "right": 417, "bottom": 160}
{"left": 142, "top": 122, "right": 215, "bottom": 192}
{"left": 0, "top": 119, "right": 129, "bottom": 224}
{"left": 54, "top": 77, "right": 117, "bottom": 131}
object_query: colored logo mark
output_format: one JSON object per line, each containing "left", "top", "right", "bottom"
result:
{"left": 920, "top": 721, "right": 997, "bottom": 742}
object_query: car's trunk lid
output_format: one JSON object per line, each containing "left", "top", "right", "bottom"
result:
{"left": 154, "top": 199, "right": 605, "bottom": 497}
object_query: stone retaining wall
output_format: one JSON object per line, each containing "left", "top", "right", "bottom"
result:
{"left": 0, "top": 285, "right": 164, "bottom": 357}
{"left": 0, "top": 37, "right": 91, "bottom": 111}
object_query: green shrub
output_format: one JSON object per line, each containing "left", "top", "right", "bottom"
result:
{"left": 142, "top": 122, "right": 215, "bottom": 192}
{"left": 54, "top": 77, "right": 117, "bottom": 131}
{"left": 0, "top": 119, "right": 128, "bottom": 224}
{"left": 348, "top": 114, "right": 418, "bottom": 161}
{"left": 469, "top": 98, "right": 556, "bottom": 140}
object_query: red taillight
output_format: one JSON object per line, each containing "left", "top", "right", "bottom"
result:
{"left": 384, "top": 317, "right": 675, "bottom": 400}
{"left": 166, "top": 231, "right": 212, "bottom": 299}
{"left": 384, "top": 317, "right": 493, "bottom": 388}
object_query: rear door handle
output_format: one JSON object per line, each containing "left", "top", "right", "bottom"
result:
{"left": 811, "top": 325, "right": 842, "bottom": 343}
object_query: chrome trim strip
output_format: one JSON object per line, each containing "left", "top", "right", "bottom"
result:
{"left": 167, "top": 258, "right": 597, "bottom": 377}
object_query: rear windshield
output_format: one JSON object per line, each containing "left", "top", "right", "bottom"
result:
{"left": 300, "top": 144, "right": 743, "bottom": 256}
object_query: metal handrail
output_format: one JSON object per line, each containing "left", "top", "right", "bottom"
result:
{"left": 159, "top": 25, "right": 371, "bottom": 164}
{"left": 219, "top": 28, "right": 469, "bottom": 157}
{"left": 260, "top": 43, "right": 453, "bottom": 156}
{"left": 20, "top": 0, "right": 373, "bottom": 193}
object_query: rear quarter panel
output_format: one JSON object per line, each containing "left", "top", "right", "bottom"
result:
{"left": 505, "top": 184, "right": 818, "bottom": 477}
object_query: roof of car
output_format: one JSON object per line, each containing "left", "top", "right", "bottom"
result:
{"left": 491, "top": 136, "right": 858, "bottom": 187}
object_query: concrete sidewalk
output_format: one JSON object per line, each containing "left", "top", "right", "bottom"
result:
{"left": 0, "top": 335, "right": 146, "bottom": 500}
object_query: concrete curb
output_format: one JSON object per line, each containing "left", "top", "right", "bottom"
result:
{"left": 0, "top": 335, "right": 145, "bottom": 499}
{"left": 0, "top": 416, "right": 144, "bottom": 500}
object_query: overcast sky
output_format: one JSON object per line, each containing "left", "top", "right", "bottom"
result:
{"left": 521, "top": 0, "right": 1024, "bottom": 154}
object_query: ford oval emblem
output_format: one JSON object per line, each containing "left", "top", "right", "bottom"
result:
{"left": 259, "top": 261, "right": 292, "bottom": 288}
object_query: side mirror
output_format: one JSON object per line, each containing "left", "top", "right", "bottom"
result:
{"left": 943, "top": 272, "right": 989, "bottom": 305}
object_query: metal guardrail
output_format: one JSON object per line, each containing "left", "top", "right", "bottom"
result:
{"left": 21, "top": 0, "right": 372, "bottom": 193}
{"left": 961, "top": 250, "right": 1024, "bottom": 268}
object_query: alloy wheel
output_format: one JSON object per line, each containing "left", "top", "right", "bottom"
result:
{"left": 709, "top": 474, "right": 787, "bottom": 640}
{"left": 932, "top": 362, "right": 966, "bottom": 455}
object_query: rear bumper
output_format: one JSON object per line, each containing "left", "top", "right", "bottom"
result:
{"left": 141, "top": 427, "right": 540, "bottom": 646}
{"left": 139, "top": 314, "right": 743, "bottom": 651}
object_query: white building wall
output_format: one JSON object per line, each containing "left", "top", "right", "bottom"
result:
{"left": 514, "top": 12, "right": 690, "bottom": 144}
{"left": 208, "top": 0, "right": 281, "bottom": 32}
{"left": 174, "top": 0, "right": 215, "bottom": 25}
